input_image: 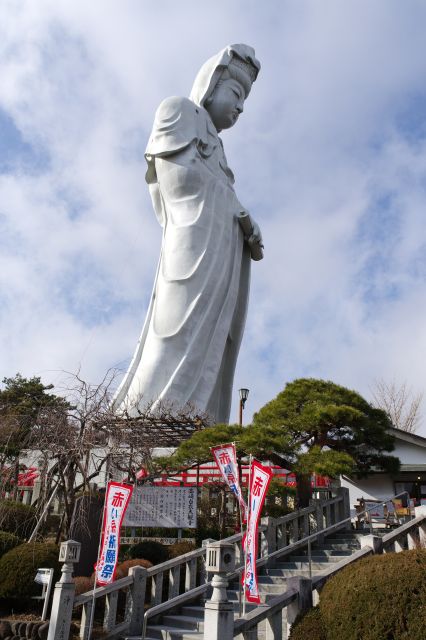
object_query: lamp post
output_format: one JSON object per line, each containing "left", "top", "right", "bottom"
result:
{"left": 239, "top": 388, "right": 249, "bottom": 425}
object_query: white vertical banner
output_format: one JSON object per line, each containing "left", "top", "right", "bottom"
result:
{"left": 242, "top": 460, "right": 273, "bottom": 604}
{"left": 211, "top": 443, "right": 247, "bottom": 521}
{"left": 95, "top": 481, "right": 134, "bottom": 586}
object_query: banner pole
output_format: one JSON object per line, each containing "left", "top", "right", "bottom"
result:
{"left": 242, "top": 454, "right": 253, "bottom": 617}
{"left": 87, "top": 482, "right": 109, "bottom": 640}
{"left": 235, "top": 444, "right": 244, "bottom": 617}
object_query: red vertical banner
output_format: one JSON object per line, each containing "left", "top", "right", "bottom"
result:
{"left": 95, "top": 481, "right": 134, "bottom": 586}
{"left": 242, "top": 461, "right": 273, "bottom": 603}
{"left": 211, "top": 443, "right": 247, "bottom": 521}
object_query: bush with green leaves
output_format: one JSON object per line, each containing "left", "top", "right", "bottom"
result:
{"left": 0, "top": 500, "right": 37, "bottom": 538}
{"left": 168, "top": 540, "right": 196, "bottom": 558}
{"left": 289, "top": 607, "right": 326, "bottom": 640}
{"left": 0, "top": 530, "right": 22, "bottom": 558}
{"left": 0, "top": 541, "right": 60, "bottom": 599}
{"left": 291, "top": 549, "right": 426, "bottom": 640}
{"left": 320, "top": 549, "right": 426, "bottom": 640}
{"left": 127, "top": 540, "right": 169, "bottom": 565}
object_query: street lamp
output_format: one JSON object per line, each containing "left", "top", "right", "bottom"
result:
{"left": 239, "top": 388, "right": 249, "bottom": 425}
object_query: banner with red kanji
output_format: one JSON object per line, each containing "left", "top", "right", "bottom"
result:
{"left": 95, "top": 481, "right": 133, "bottom": 586}
{"left": 242, "top": 461, "right": 273, "bottom": 603}
{"left": 211, "top": 443, "right": 247, "bottom": 522}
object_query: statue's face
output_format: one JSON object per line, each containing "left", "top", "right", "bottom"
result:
{"left": 205, "top": 77, "right": 246, "bottom": 131}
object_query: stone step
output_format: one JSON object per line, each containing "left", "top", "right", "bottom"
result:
{"left": 286, "top": 554, "right": 350, "bottom": 562}
{"left": 257, "top": 569, "right": 323, "bottom": 581}
{"left": 161, "top": 616, "right": 204, "bottom": 632}
{"left": 324, "top": 538, "right": 361, "bottom": 547}
{"left": 180, "top": 605, "right": 205, "bottom": 619}
{"left": 329, "top": 531, "right": 369, "bottom": 539}
{"left": 267, "top": 560, "right": 340, "bottom": 571}
{"left": 313, "top": 542, "right": 360, "bottom": 550}
{"left": 291, "top": 549, "right": 352, "bottom": 557}
{"left": 145, "top": 624, "right": 203, "bottom": 640}
{"left": 228, "top": 584, "right": 288, "bottom": 597}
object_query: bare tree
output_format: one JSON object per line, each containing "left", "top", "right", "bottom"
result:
{"left": 27, "top": 370, "right": 209, "bottom": 540}
{"left": 371, "top": 380, "right": 423, "bottom": 433}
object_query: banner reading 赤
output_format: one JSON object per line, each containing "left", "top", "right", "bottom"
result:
{"left": 242, "top": 460, "right": 273, "bottom": 604}
{"left": 211, "top": 443, "right": 247, "bottom": 522}
{"left": 95, "top": 481, "right": 133, "bottom": 586}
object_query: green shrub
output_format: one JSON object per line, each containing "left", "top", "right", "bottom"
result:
{"left": 0, "top": 500, "right": 37, "bottom": 538}
{"left": 289, "top": 606, "right": 327, "bottom": 640}
{"left": 0, "top": 541, "right": 60, "bottom": 599}
{"left": 168, "top": 540, "right": 196, "bottom": 558}
{"left": 127, "top": 540, "right": 169, "bottom": 565}
{"left": 319, "top": 549, "right": 426, "bottom": 640}
{"left": 0, "top": 530, "right": 22, "bottom": 558}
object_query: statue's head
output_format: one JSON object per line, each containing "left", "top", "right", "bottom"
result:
{"left": 190, "top": 44, "right": 260, "bottom": 132}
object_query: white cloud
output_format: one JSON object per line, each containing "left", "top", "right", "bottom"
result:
{"left": 1, "top": 1, "right": 426, "bottom": 432}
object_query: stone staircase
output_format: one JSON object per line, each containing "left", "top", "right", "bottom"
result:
{"left": 136, "top": 528, "right": 376, "bottom": 640}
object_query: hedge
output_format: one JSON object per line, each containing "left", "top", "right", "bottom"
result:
{"left": 0, "top": 542, "right": 60, "bottom": 599}
{"left": 0, "top": 530, "right": 22, "bottom": 559}
{"left": 168, "top": 540, "right": 196, "bottom": 558}
{"left": 289, "top": 606, "right": 327, "bottom": 640}
{"left": 0, "top": 500, "right": 37, "bottom": 538}
{"left": 319, "top": 549, "right": 426, "bottom": 640}
{"left": 127, "top": 540, "right": 169, "bottom": 565}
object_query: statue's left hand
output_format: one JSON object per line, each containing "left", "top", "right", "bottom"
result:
{"left": 248, "top": 219, "right": 263, "bottom": 249}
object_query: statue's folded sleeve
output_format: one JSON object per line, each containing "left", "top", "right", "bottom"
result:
{"left": 145, "top": 96, "right": 214, "bottom": 183}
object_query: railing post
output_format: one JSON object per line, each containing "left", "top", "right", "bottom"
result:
{"left": 80, "top": 602, "right": 93, "bottom": 640}
{"left": 336, "top": 487, "right": 350, "bottom": 521}
{"left": 204, "top": 542, "right": 235, "bottom": 640}
{"left": 126, "top": 565, "right": 147, "bottom": 636}
{"left": 266, "top": 610, "right": 283, "bottom": 640}
{"left": 47, "top": 540, "right": 81, "bottom": 640}
{"left": 103, "top": 592, "right": 118, "bottom": 633}
{"left": 185, "top": 557, "right": 197, "bottom": 590}
{"left": 415, "top": 511, "right": 426, "bottom": 547}
{"left": 286, "top": 576, "right": 313, "bottom": 639}
{"left": 261, "top": 516, "right": 277, "bottom": 556}
{"left": 310, "top": 499, "right": 324, "bottom": 543}
{"left": 394, "top": 538, "right": 404, "bottom": 552}
{"left": 290, "top": 517, "right": 298, "bottom": 543}
{"left": 360, "top": 534, "right": 383, "bottom": 555}
{"left": 407, "top": 531, "right": 417, "bottom": 550}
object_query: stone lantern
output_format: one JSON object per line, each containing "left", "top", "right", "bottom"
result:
{"left": 58, "top": 539, "right": 81, "bottom": 583}
{"left": 204, "top": 541, "right": 236, "bottom": 640}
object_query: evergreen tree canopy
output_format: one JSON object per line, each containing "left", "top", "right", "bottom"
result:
{"left": 0, "top": 373, "right": 69, "bottom": 459}
{"left": 157, "top": 379, "right": 399, "bottom": 509}
{"left": 253, "top": 378, "right": 399, "bottom": 477}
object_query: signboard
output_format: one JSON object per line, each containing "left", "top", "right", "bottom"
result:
{"left": 364, "top": 501, "right": 385, "bottom": 519}
{"left": 123, "top": 486, "right": 197, "bottom": 528}
{"left": 34, "top": 568, "right": 53, "bottom": 586}
{"left": 121, "top": 536, "right": 196, "bottom": 545}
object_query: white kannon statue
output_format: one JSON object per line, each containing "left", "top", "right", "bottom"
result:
{"left": 114, "top": 44, "right": 263, "bottom": 424}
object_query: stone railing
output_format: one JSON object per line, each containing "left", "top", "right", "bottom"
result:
{"left": 46, "top": 491, "right": 349, "bottom": 640}
{"left": 223, "top": 506, "right": 426, "bottom": 640}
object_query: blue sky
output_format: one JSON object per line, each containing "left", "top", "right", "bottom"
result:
{"left": 1, "top": 1, "right": 426, "bottom": 431}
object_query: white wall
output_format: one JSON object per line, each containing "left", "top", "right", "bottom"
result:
{"left": 341, "top": 474, "right": 395, "bottom": 514}
{"left": 393, "top": 439, "right": 426, "bottom": 465}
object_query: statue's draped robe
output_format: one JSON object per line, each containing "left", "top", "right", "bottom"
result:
{"left": 114, "top": 97, "right": 251, "bottom": 423}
